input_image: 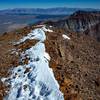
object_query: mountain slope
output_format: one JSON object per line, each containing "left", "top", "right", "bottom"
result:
{"left": 1, "top": 26, "right": 64, "bottom": 100}
{"left": 0, "top": 11, "right": 100, "bottom": 100}
{"left": 45, "top": 11, "right": 100, "bottom": 41}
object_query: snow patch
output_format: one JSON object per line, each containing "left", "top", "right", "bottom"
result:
{"left": 15, "top": 25, "right": 53, "bottom": 45}
{"left": 62, "top": 34, "right": 70, "bottom": 40}
{"left": 42, "top": 25, "right": 53, "bottom": 32}
{"left": 16, "top": 28, "right": 46, "bottom": 45}
{"left": 49, "top": 26, "right": 52, "bottom": 28}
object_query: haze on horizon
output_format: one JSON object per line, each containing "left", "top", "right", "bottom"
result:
{"left": 0, "top": 0, "right": 100, "bottom": 10}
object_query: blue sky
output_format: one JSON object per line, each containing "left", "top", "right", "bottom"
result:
{"left": 0, "top": 0, "right": 100, "bottom": 9}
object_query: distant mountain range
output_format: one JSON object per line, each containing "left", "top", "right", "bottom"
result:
{"left": 0, "top": 7, "right": 100, "bottom": 15}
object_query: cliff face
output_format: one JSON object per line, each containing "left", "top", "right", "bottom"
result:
{"left": 65, "top": 11, "right": 100, "bottom": 32}
{"left": 48, "top": 11, "right": 100, "bottom": 41}
{"left": 84, "top": 22, "right": 100, "bottom": 41}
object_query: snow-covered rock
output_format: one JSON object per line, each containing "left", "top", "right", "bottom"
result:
{"left": 42, "top": 25, "right": 53, "bottom": 32}
{"left": 16, "top": 28, "right": 46, "bottom": 45}
{"left": 62, "top": 34, "right": 70, "bottom": 40}
{"left": 2, "top": 26, "right": 64, "bottom": 100}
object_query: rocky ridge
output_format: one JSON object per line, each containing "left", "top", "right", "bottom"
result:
{"left": 0, "top": 11, "right": 100, "bottom": 100}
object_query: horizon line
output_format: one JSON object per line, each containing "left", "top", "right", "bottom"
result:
{"left": 0, "top": 6, "right": 100, "bottom": 10}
